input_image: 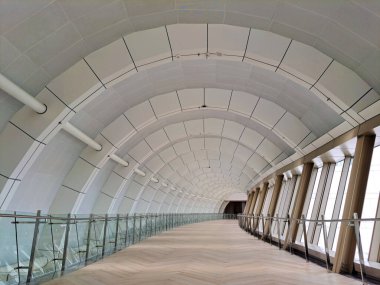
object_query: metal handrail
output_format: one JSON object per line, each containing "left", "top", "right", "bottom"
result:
{"left": 0, "top": 212, "right": 237, "bottom": 285}
{"left": 237, "top": 213, "right": 375, "bottom": 285}
{"left": 237, "top": 214, "right": 380, "bottom": 223}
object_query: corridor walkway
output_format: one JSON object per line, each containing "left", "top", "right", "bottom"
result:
{"left": 46, "top": 220, "right": 360, "bottom": 285}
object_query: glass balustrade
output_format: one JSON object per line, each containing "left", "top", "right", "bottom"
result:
{"left": 0, "top": 212, "right": 236, "bottom": 285}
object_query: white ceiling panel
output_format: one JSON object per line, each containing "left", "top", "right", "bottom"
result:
{"left": 173, "top": 141, "right": 191, "bottom": 155}
{"left": 351, "top": 89, "right": 380, "bottom": 113}
{"left": 101, "top": 115, "right": 136, "bottom": 147}
{"left": 182, "top": 152, "right": 196, "bottom": 164}
{"left": 85, "top": 38, "right": 134, "bottom": 84}
{"left": 234, "top": 145, "right": 253, "bottom": 163}
{"left": 199, "top": 160, "right": 210, "bottom": 168}
{"left": 161, "top": 124, "right": 185, "bottom": 143}
{"left": 177, "top": 88, "right": 204, "bottom": 109}
{"left": 229, "top": 91, "right": 259, "bottom": 116}
{"left": 189, "top": 138, "right": 204, "bottom": 150}
{"left": 274, "top": 112, "right": 310, "bottom": 146}
{"left": 188, "top": 161, "right": 199, "bottom": 171}
{"left": 193, "top": 168, "right": 204, "bottom": 177}
{"left": 184, "top": 119, "right": 204, "bottom": 136}
{"left": 145, "top": 129, "right": 170, "bottom": 151}
{"left": 145, "top": 155, "right": 165, "bottom": 173}
{"left": 205, "top": 138, "right": 221, "bottom": 150}
{"left": 315, "top": 61, "right": 371, "bottom": 109}
{"left": 124, "top": 101, "right": 156, "bottom": 130}
{"left": 47, "top": 60, "right": 102, "bottom": 108}
{"left": 128, "top": 140, "right": 152, "bottom": 163}
{"left": 220, "top": 139, "right": 238, "bottom": 154}
{"left": 222, "top": 120, "right": 244, "bottom": 140}
{"left": 166, "top": 24, "right": 207, "bottom": 58}
{"left": 252, "top": 98, "right": 286, "bottom": 128}
{"left": 247, "top": 153, "right": 268, "bottom": 173}
{"left": 280, "top": 41, "right": 332, "bottom": 85}
{"left": 256, "top": 138, "right": 282, "bottom": 162}
{"left": 194, "top": 150, "right": 207, "bottom": 160}
{"left": 159, "top": 147, "right": 177, "bottom": 163}
{"left": 159, "top": 164, "right": 174, "bottom": 178}
{"left": 359, "top": 100, "right": 380, "bottom": 120}
{"left": 205, "top": 88, "right": 231, "bottom": 109}
{"left": 208, "top": 24, "right": 250, "bottom": 57}
{"left": 209, "top": 160, "right": 221, "bottom": 168}
{"left": 243, "top": 166, "right": 255, "bottom": 179}
{"left": 204, "top": 118, "right": 224, "bottom": 135}
{"left": 170, "top": 157, "right": 185, "bottom": 170}
{"left": 125, "top": 26, "right": 171, "bottom": 67}
{"left": 150, "top": 92, "right": 181, "bottom": 117}
{"left": 245, "top": 29, "right": 291, "bottom": 67}
{"left": 239, "top": 128, "right": 264, "bottom": 150}
{"left": 207, "top": 150, "right": 220, "bottom": 160}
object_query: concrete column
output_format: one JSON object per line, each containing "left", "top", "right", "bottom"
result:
{"left": 263, "top": 175, "right": 283, "bottom": 236}
{"left": 248, "top": 188, "right": 260, "bottom": 215}
{"left": 284, "top": 163, "right": 314, "bottom": 246}
{"left": 254, "top": 182, "right": 269, "bottom": 216}
{"left": 243, "top": 193, "right": 253, "bottom": 214}
{"left": 333, "top": 134, "right": 376, "bottom": 274}
{"left": 247, "top": 188, "right": 260, "bottom": 231}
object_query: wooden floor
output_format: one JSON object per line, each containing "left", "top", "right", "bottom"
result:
{"left": 45, "top": 220, "right": 361, "bottom": 285}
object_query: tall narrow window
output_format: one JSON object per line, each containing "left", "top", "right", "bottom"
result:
{"left": 332, "top": 160, "right": 353, "bottom": 251}
{"left": 305, "top": 167, "right": 322, "bottom": 232}
{"left": 317, "top": 160, "right": 344, "bottom": 247}
{"left": 358, "top": 146, "right": 380, "bottom": 260}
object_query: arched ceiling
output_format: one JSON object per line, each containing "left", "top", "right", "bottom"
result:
{"left": 0, "top": 0, "right": 379, "bottom": 98}
{"left": 0, "top": 1, "right": 379, "bottom": 214}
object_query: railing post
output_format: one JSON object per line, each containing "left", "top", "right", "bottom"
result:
{"left": 132, "top": 214, "right": 136, "bottom": 244}
{"left": 301, "top": 214, "right": 309, "bottom": 262}
{"left": 268, "top": 214, "right": 272, "bottom": 245}
{"left": 261, "top": 215, "right": 265, "bottom": 239}
{"left": 26, "top": 210, "right": 41, "bottom": 284}
{"left": 276, "top": 214, "right": 281, "bottom": 250}
{"left": 321, "top": 215, "right": 331, "bottom": 271}
{"left": 145, "top": 215, "right": 148, "bottom": 239}
{"left": 114, "top": 214, "right": 120, "bottom": 252}
{"left": 85, "top": 214, "right": 93, "bottom": 265}
{"left": 353, "top": 213, "right": 367, "bottom": 285}
{"left": 13, "top": 211, "right": 21, "bottom": 283}
{"left": 101, "top": 214, "right": 108, "bottom": 258}
{"left": 139, "top": 215, "right": 142, "bottom": 242}
{"left": 125, "top": 214, "right": 129, "bottom": 247}
{"left": 61, "top": 213, "right": 71, "bottom": 274}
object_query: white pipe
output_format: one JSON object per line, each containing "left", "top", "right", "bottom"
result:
{"left": 62, "top": 122, "right": 102, "bottom": 151}
{"left": 134, "top": 168, "right": 146, "bottom": 177}
{"left": 0, "top": 73, "right": 47, "bottom": 114}
{"left": 109, "top": 153, "right": 129, "bottom": 167}
{"left": 151, "top": 177, "right": 159, "bottom": 183}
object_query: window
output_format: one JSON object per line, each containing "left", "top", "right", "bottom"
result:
{"left": 358, "top": 146, "right": 380, "bottom": 260}
{"left": 302, "top": 167, "right": 322, "bottom": 241}
{"left": 317, "top": 160, "right": 344, "bottom": 247}
{"left": 332, "top": 160, "right": 352, "bottom": 251}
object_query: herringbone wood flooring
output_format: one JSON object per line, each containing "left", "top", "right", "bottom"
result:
{"left": 45, "top": 220, "right": 360, "bottom": 285}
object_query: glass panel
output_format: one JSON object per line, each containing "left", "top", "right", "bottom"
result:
{"left": 305, "top": 168, "right": 322, "bottom": 228}
{"left": 333, "top": 161, "right": 352, "bottom": 251}
{"left": 0, "top": 212, "right": 18, "bottom": 285}
{"left": 317, "top": 160, "right": 344, "bottom": 247}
